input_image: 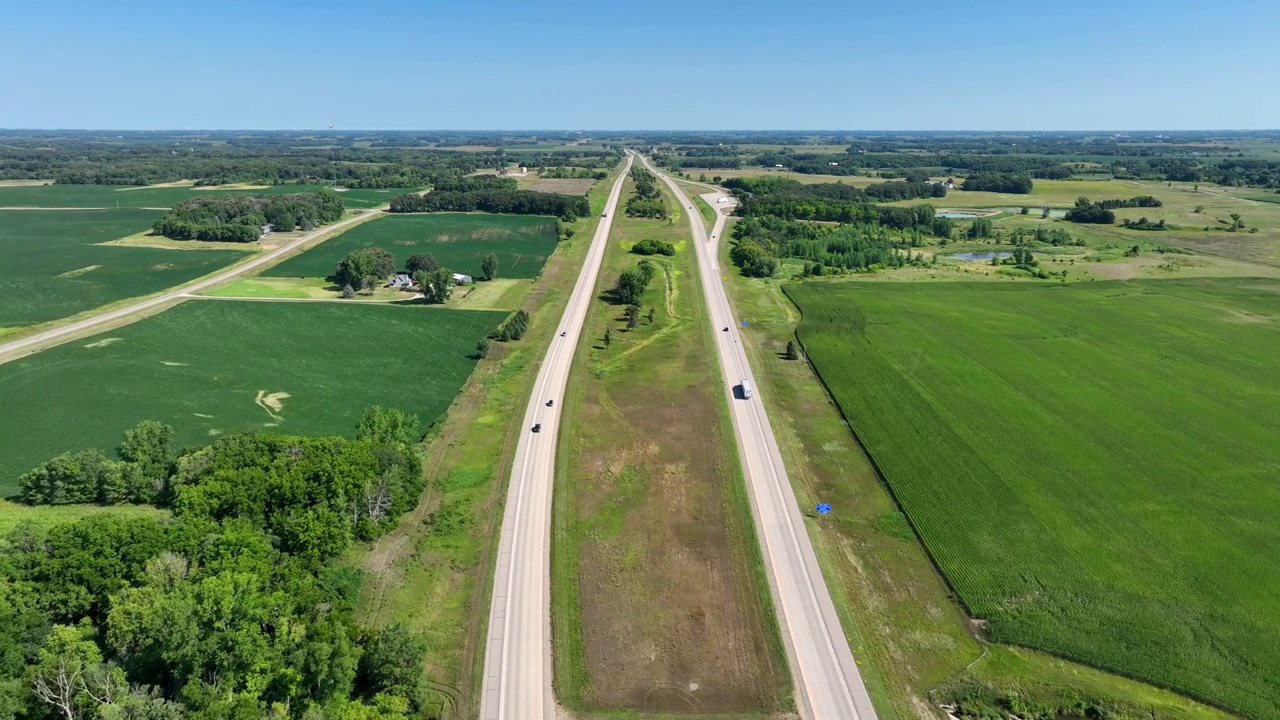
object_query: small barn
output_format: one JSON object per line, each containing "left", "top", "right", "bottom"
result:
{"left": 452, "top": 273, "right": 473, "bottom": 285}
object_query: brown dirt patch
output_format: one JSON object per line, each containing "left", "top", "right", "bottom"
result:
{"left": 573, "top": 372, "right": 781, "bottom": 713}
{"left": 529, "top": 178, "right": 597, "bottom": 195}
{"left": 567, "top": 215, "right": 785, "bottom": 713}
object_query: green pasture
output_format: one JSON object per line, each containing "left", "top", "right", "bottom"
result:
{"left": 0, "top": 300, "right": 505, "bottom": 493}
{"left": 0, "top": 209, "right": 245, "bottom": 328}
{"left": 786, "top": 278, "right": 1280, "bottom": 720}
{"left": 264, "top": 213, "right": 560, "bottom": 281}
{"left": 0, "top": 183, "right": 414, "bottom": 209}
{"left": 0, "top": 499, "right": 167, "bottom": 540}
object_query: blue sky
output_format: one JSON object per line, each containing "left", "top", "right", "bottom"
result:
{"left": 2, "top": 0, "right": 1277, "bottom": 130}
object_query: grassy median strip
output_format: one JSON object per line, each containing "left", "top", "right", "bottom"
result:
{"left": 552, "top": 178, "right": 790, "bottom": 717}
{"left": 718, "top": 240, "right": 1239, "bottom": 720}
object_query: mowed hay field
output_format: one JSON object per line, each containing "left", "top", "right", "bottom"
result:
{"left": 785, "top": 278, "right": 1280, "bottom": 720}
{"left": 0, "top": 300, "right": 505, "bottom": 492}
{"left": 264, "top": 213, "right": 560, "bottom": 281}
{"left": 0, "top": 183, "right": 414, "bottom": 209}
{"left": 0, "top": 209, "right": 246, "bottom": 328}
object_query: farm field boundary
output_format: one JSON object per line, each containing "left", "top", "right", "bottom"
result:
{"left": 0, "top": 300, "right": 504, "bottom": 493}
{"left": 263, "top": 212, "right": 560, "bottom": 281}
{"left": 785, "top": 278, "right": 1280, "bottom": 720}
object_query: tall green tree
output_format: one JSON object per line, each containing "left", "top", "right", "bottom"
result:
{"left": 336, "top": 248, "right": 396, "bottom": 291}
{"left": 481, "top": 253, "right": 499, "bottom": 281}
{"left": 405, "top": 253, "right": 438, "bottom": 274}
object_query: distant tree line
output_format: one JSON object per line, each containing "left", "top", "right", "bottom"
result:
{"left": 724, "top": 176, "right": 948, "bottom": 226}
{"left": 1122, "top": 217, "right": 1170, "bottom": 230}
{"left": 1094, "top": 195, "right": 1163, "bottom": 209}
{"left": 625, "top": 167, "right": 668, "bottom": 218}
{"left": 0, "top": 132, "right": 624, "bottom": 187}
{"left": 1063, "top": 196, "right": 1159, "bottom": 224}
{"left": 388, "top": 188, "right": 588, "bottom": 220}
{"left": 152, "top": 189, "right": 344, "bottom": 242}
{"left": 431, "top": 175, "right": 517, "bottom": 192}
{"left": 960, "top": 172, "right": 1034, "bottom": 194}
{"left": 3, "top": 408, "right": 438, "bottom": 718}
{"left": 539, "top": 166, "right": 608, "bottom": 180}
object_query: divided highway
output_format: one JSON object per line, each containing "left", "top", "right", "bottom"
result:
{"left": 0, "top": 208, "right": 385, "bottom": 361}
{"left": 479, "top": 153, "right": 634, "bottom": 720}
{"left": 645, "top": 157, "right": 879, "bottom": 720}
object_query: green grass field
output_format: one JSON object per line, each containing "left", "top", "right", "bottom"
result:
{"left": 785, "top": 278, "right": 1280, "bottom": 720}
{"left": 0, "top": 499, "right": 167, "bottom": 540}
{"left": 263, "top": 213, "right": 560, "bottom": 281}
{"left": 0, "top": 183, "right": 415, "bottom": 209}
{"left": 0, "top": 300, "right": 505, "bottom": 493}
{"left": 0, "top": 209, "right": 246, "bottom": 328}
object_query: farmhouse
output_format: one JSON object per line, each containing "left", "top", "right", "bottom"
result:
{"left": 387, "top": 273, "right": 414, "bottom": 289}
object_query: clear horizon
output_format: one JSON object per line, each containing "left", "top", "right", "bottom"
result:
{"left": 3, "top": 0, "right": 1277, "bottom": 130}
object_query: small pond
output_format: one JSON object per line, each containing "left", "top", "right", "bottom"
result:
{"left": 947, "top": 251, "right": 1011, "bottom": 261}
{"left": 936, "top": 211, "right": 982, "bottom": 219}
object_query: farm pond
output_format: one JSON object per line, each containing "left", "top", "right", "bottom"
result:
{"left": 947, "top": 251, "right": 1012, "bottom": 261}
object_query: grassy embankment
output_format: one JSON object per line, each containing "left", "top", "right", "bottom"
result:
{"left": 551, "top": 177, "right": 791, "bottom": 718}
{"left": 719, "top": 227, "right": 1246, "bottom": 720}
{"left": 344, "top": 167, "right": 622, "bottom": 719}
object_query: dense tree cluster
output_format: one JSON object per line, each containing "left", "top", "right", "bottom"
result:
{"left": 1092, "top": 195, "right": 1163, "bottom": 210}
{"left": 863, "top": 179, "right": 947, "bottom": 201}
{"left": 725, "top": 176, "right": 945, "bottom": 222}
{"left": 1064, "top": 197, "right": 1118, "bottom": 224}
{"left": 2, "top": 409, "right": 435, "bottom": 718}
{"left": 412, "top": 267, "right": 456, "bottom": 304}
{"left": 959, "top": 173, "right": 1034, "bottom": 194}
{"left": 722, "top": 177, "right": 950, "bottom": 275}
{"left": 630, "top": 238, "right": 675, "bottom": 256}
{"left": 725, "top": 177, "right": 877, "bottom": 222}
{"left": 20, "top": 421, "right": 174, "bottom": 506}
{"left": 538, "top": 166, "right": 607, "bottom": 180}
{"left": 430, "top": 176, "right": 517, "bottom": 192}
{"left": 388, "top": 189, "right": 589, "bottom": 220}
{"left": 624, "top": 167, "right": 668, "bottom": 219}
{"left": 1007, "top": 227, "right": 1082, "bottom": 246}
{"left": 335, "top": 248, "right": 397, "bottom": 290}
{"left": 1122, "top": 217, "right": 1169, "bottom": 230}
{"left": 613, "top": 260, "right": 657, "bottom": 305}
{"left": 730, "top": 216, "right": 924, "bottom": 275}
{"left": 498, "top": 309, "right": 530, "bottom": 341}
{"left": 152, "top": 190, "right": 344, "bottom": 242}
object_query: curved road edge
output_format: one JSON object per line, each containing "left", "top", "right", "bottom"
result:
{"left": 479, "top": 153, "right": 634, "bottom": 720}
{"left": 645, "top": 156, "right": 879, "bottom": 720}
